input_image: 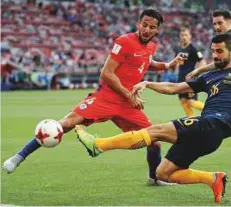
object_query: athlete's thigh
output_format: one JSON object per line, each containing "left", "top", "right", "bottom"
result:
{"left": 147, "top": 122, "right": 177, "bottom": 143}
{"left": 112, "top": 107, "right": 151, "bottom": 132}
{"left": 73, "top": 93, "right": 118, "bottom": 125}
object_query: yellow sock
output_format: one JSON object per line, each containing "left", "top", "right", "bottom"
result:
{"left": 169, "top": 169, "right": 214, "bottom": 186}
{"left": 191, "top": 100, "right": 204, "bottom": 111}
{"left": 95, "top": 129, "right": 151, "bottom": 152}
{"left": 180, "top": 101, "right": 195, "bottom": 117}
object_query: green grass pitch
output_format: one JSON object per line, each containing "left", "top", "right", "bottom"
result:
{"left": 1, "top": 90, "right": 231, "bottom": 206}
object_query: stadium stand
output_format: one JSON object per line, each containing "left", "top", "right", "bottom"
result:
{"left": 1, "top": 0, "right": 229, "bottom": 90}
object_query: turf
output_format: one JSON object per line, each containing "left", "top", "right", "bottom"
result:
{"left": 1, "top": 90, "right": 231, "bottom": 206}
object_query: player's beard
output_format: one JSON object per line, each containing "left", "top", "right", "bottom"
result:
{"left": 138, "top": 32, "right": 155, "bottom": 44}
{"left": 214, "top": 55, "right": 230, "bottom": 69}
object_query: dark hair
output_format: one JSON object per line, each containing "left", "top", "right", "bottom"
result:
{"left": 211, "top": 33, "right": 231, "bottom": 51}
{"left": 139, "top": 8, "right": 163, "bottom": 27}
{"left": 212, "top": 10, "right": 231, "bottom": 19}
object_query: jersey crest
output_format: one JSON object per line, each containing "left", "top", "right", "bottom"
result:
{"left": 112, "top": 44, "right": 122, "bottom": 54}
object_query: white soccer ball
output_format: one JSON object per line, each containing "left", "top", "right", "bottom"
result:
{"left": 35, "top": 119, "right": 63, "bottom": 148}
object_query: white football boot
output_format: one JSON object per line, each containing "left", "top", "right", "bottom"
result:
{"left": 2, "top": 154, "right": 24, "bottom": 174}
{"left": 147, "top": 177, "right": 178, "bottom": 186}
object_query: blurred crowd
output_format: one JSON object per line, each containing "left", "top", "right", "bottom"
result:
{"left": 1, "top": 0, "right": 228, "bottom": 90}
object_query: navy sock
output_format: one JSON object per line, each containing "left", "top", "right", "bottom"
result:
{"left": 18, "top": 138, "right": 41, "bottom": 159}
{"left": 147, "top": 144, "right": 161, "bottom": 180}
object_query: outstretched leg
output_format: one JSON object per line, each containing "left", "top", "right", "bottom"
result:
{"left": 3, "top": 112, "right": 84, "bottom": 174}
{"left": 76, "top": 122, "right": 176, "bottom": 155}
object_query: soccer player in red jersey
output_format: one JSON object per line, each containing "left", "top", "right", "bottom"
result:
{"left": 3, "top": 9, "right": 184, "bottom": 185}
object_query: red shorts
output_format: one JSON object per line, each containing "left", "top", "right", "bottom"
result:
{"left": 73, "top": 93, "right": 152, "bottom": 132}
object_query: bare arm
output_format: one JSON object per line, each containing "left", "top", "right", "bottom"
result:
{"left": 133, "top": 81, "right": 194, "bottom": 95}
{"left": 100, "top": 55, "right": 131, "bottom": 99}
{"left": 197, "top": 58, "right": 207, "bottom": 68}
{"left": 149, "top": 52, "right": 187, "bottom": 71}
{"left": 149, "top": 61, "right": 169, "bottom": 71}
{"left": 146, "top": 82, "right": 194, "bottom": 94}
{"left": 186, "top": 62, "right": 215, "bottom": 80}
{"left": 198, "top": 62, "right": 215, "bottom": 72}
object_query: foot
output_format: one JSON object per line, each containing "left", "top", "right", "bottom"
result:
{"left": 211, "top": 172, "right": 227, "bottom": 203}
{"left": 2, "top": 154, "right": 24, "bottom": 174}
{"left": 147, "top": 178, "right": 178, "bottom": 186}
{"left": 75, "top": 125, "right": 102, "bottom": 157}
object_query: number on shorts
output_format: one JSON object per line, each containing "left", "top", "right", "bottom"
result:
{"left": 183, "top": 117, "right": 199, "bottom": 126}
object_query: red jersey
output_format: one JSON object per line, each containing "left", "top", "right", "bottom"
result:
{"left": 98, "top": 33, "right": 157, "bottom": 102}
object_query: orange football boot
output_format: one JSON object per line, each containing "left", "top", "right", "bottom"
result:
{"left": 211, "top": 172, "right": 227, "bottom": 203}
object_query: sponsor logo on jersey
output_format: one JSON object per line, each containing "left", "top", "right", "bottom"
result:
{"left": 112, "top": 44, "right": 122, "bottom": 54}
{"left": 79, "top": 103, "right": 87, "bottom": 110}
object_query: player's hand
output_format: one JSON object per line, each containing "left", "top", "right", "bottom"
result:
{"left": 126, "top": 92, "right": 145, "bottom": 110}
{"left": 130, "top": 94, "right": 145, "bottom": 110}
{"left": 169, "top": 52, "right": 188, "bottom": 69}
{"left": 132, "top": 81, "right": 148, "bottom": 96}
{"left": 186, "top": 69, "right": 199, "bottom": 81}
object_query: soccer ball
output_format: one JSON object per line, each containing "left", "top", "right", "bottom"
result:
{"left": 35, "top": 119, "right": 63, "bottom": 148}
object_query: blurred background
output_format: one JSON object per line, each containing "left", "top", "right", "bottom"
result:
{"left": 1, "top": 0, "right": 230, "bottom": 91}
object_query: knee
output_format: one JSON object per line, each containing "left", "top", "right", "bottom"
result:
{"left": 59, "top": 120, "right": 74, "bottom": 133}
{"left": 59, "top": 112, "right": 84, "bottom": 133}
{"left": 156, "top": 166, "right": 170, "bottom": 182}
{"left": 58, "top": 120, "right": 69, "bottom": 133}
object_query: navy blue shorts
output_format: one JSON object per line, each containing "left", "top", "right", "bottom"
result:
{"left": 165, "top": 116, "right": 229, "bottom": 168}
